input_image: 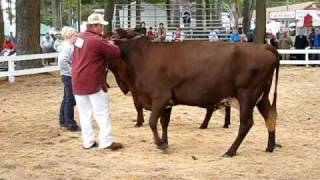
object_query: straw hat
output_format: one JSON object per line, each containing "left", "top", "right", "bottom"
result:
{"left": 87, "top": 13, "right": 108, "bottom": 25}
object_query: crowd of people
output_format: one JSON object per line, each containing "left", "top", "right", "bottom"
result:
{"left": 266, "top": 28, "right": 319, "bottom": 60}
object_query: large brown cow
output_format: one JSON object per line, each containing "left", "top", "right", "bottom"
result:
{"left": 109, "top": 64, "right": 231, "bottom": 128}
{"left": 106, "top": 35, "right": 231, "bottom": 129}
{"left": 109, "top": 29, "right": 281, "bottom": 157}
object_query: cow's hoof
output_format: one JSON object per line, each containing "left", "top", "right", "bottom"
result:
{"left": 223, "top": 151, "right": 236, "bottom": 158}
{"left": 199, "top": 125, "right": 208, "bottom": 129}
{"left": 223, "top": 125, "right": 229, "bottom": 128}
{"left": 135, "top": 123, "right": 143, "bottom": 127}
{"left": 157, "top": 143, "right": 168, "bottom": 150}
{"left": 265, "top": 147, "right": 274, "bottom": 152}
{"left": 266, "top": 144, "right": 282, "bottom": 152}
{"left": 275, "top": 144, "right": 282, "bottom": 148}
{"left": 222, "top": 153, "right": 234, "bottom": 158}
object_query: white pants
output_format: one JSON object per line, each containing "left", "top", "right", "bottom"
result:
{"left": 75, "top": 90, "right": 112, "bottom": 148}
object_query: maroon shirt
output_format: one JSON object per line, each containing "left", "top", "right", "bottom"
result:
{"left": 72, "top": 30, "right": 120, "bottom": 95}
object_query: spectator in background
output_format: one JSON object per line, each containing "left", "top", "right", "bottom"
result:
{"left": 174, "top": 27, "right": 183, "bottom": 42}
{"left": 50, "top": 33, "right": 57, "bottom": 42}
{"left": 270, "top": 34, "right": 278, "bottom": 49}
{"left": 230, "top": 31, "right": 240, "bottom": 43}
{"left": 134, "top": 22, "right": 147, "bottom": 36}
{"left": 309, "top": 28, "right": 315, "bottom": 49}
{"left": 294, "top": 29, "right": 309, "bottom": 60}
{"left": 278, "top": 31, "right": 293, "bottom": 60}
{"left": 209, "top": 29, "right": 219, "bottom": 42}
{"left": 312, "top": 29, "right": 320, "bottom": 60}
{"left": 58, "top": 26, "right": 79, "bottom": 131}
{"left": 240, "top": 33, "right": 248, "bottom": 42}
{"left": 2, "top": 37, "right": 16, "bottom": 56}
{"left": 158, "top": 23, "right": 166, "bottom": 42}
{"left": 247, "top": 30, "right": 255, "bottom": 42}
{"left": 147, "top": 27, "right": 154, "bottom": 41}
{"left": 182, "top": 6, "right": 191, "bottom": 25}
{"left": 41, "top": 33, "right": 54, "bottom": 53}
{"left": 9, "top": 32, "right": 16, "bottom": 45}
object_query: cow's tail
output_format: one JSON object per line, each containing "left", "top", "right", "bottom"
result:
{"left": 266, "top": 45, "right": 280, "bottom": 133}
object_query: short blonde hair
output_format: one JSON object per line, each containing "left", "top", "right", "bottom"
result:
{"left": 60, "top": 26, "right": 77, "bottom": 40}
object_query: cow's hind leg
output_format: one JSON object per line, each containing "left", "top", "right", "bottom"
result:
{"left": 223, "top": 106, "right": 231, "bottom": 128}
{"left": 257, "top": 96, "right": 281, "bottom": 152}
{"left": 199, "top": 108, "right": 213, "bottom": 129}
{"left": 160, "top": 107, "right": 172, "bottom": 145}
{"left": 224, "top": 97, "right": 254, "bottom": 157}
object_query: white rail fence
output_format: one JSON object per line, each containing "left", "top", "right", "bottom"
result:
{"left": 0, "top": 49, "right": 320, "bottom": 83}
{"left": 0, "top": 53, "right": 59, "bottom": 83}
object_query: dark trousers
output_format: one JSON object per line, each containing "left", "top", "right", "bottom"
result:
{"left": 59, "top": 75, "right": 77, "bottom": 129}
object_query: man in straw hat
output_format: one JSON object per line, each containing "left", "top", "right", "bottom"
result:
{"left": 72, "top": 13, "right": 123, "bottom": 150}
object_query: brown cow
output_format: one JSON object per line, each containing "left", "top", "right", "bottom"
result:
{"left": 108, "top": 63, "right": 231, "bottom": 128}
{"left": 106, "top": 36, "right": 231, "bottom": 129}
{"left": 109, "top": 29, "right": 281, "bottom": 157}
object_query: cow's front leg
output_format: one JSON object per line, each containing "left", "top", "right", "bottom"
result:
{"left": 135, "top": 105, "right": 144, "bottom": 127}
{"left": 160, "top": 107, "right": 172, "bottom": 145}
{"left": 133, "top": 96, "right": 144, "bottom": 127}
{"left": 149, "top": 100, "right": 168, "bottom": 150}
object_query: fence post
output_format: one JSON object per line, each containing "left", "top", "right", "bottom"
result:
{"left": 306, "top": 48, "right": 309, "bottom": 67}
{"left": 8, "top": 59, "right": 15, "bottom": 83}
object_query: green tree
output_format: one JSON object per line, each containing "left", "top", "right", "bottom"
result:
{"left": 52, "top": 0, "right": 63, "bottom": 30}
{"left": 255, "top": 0, "right": 265, "bottom": 44}
{"left": 0, "top": 2, "right": 4, "bottom": 51}
{"left": 242, "top": 0, "right": 254, "bottom": 35}
{"left": 16, "top": 0, "right": 42, "bottom": 69}
{"left": 105, "top": 0, "right": 115, "bottom": 32}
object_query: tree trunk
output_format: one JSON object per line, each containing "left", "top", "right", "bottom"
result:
{"left": 6, "top": 0, "right": 13, "bottom": 26}
{"left": 0, "top": 2, "right": 4, "bottom": 51}
{"left": 256, "top": 0, "right": 266, "bottom": 44}
{"left": 166, "top": 0, "right": 171, "bottom": 27}
{"left": 52, "top": 0, "right": 62, "bottom": 30}
{"left": 77, "top": 0, "right": 81, "bottom": 32}
{"left": 68, "top": 0, "right": 72, "bottom": 26}
{"left": 136, "top": 0, "right": 141, "bottom": 26}
{"left": 105, "top": 0, "right": 114, "bottom": 32}
{"left": 128, "top": 0, "right": 131, "bottom": 28}
{"left": 233, "top": 0, "right": 240, "bottom": 32}
{"left": 242, "top": 0, "right": 254, "bottom": 35}
{"left": 16, "top": 0, "right": 42, "bottom": 69}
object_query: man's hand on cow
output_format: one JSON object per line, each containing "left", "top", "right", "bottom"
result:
{"left": 107, "top": 40, "right": 115, "bottom": 45}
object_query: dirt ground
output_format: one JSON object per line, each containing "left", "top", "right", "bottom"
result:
{"left": 0, "top": 67, "right": 319, "bottom": 180}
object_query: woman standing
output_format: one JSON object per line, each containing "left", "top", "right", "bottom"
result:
{"left": 58, "top": 26, "right": 79, "bottom": 131}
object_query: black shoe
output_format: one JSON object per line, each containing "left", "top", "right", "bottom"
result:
{"left": 83, "top": 141, "right": 97, "bottom": 150}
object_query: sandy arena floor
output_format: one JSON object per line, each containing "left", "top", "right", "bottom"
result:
{"left": 0, "top": 67, "right": 319, "bottom": 179}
